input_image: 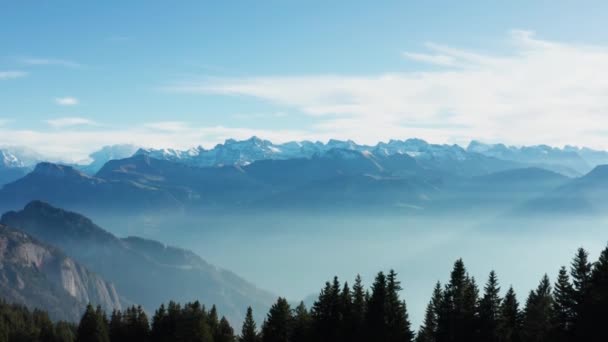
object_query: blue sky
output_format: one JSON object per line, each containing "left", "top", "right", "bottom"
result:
{"left": 2, "top": 1, "right": 608, "bottom": 161}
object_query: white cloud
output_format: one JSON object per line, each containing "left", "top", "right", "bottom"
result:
{"left": 166, "top": 30, "right": 608, "bottom": 149}
{"left": 21, "top": 57, "right": 82, "bottom": 68}
{"left": 0, "top": 71, "right": 27, "bottom": 80}
{"left": 45, "top": 117, "right": 98, "bottom": 129}
{"left": 143, "top": 121, "right": 189, "bottom": 132}
{"left": 55, "top": 97, "right": 79, "bottom": 106}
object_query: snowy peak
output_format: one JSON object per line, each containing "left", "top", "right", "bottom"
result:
{"left": 0, "top": 146, "right": 43, "bottom": 168}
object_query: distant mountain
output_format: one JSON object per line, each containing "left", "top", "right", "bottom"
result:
{"left": 77, "top": 144, "right": 140, "bottom": 174}
{"left": 135, "top": 137, "right": 519, "bottom": 177}
{"left": 0, "top": 147, "right": 44, "bottom": 187}
{"left": 0, "top": 201, "right": 276, "bottom": 325}
{"left": 0, "top": 161, "right": 182, "bottom": 215}
{"left": 438, "top": 167, "right": 569, "bottom": 214}
{"left": 467, "top": 141, "right": 594, "bottom": 176}
{"left": 518, "top": 165, "right": 608, "bottom": 215}
{"left": 0, "top": 223, "right": 121, "bottom": 321}
{"left": 0, "top": 146, "right": 44, "bottom": 168}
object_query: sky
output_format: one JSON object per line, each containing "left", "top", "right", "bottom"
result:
{"left": 2, "top": 1, "right": 608, "bottom": 162}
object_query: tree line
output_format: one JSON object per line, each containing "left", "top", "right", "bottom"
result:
{"left": 3, "top": 244, "right": 608, "bottom": 342}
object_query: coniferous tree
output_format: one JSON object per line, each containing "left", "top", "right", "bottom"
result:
{"left": 366, "top": 271, "right": 388, "bottom": 341}
{"left": 351, "top": 274, "right": 367, "bottom": 342}
{"left": 240, "top": 307, "right": 259, "bottom": 342}
{"left": 386, "top": 270, "right": 414, "bottom": 342}
{"left": 416, "top": 282, "right": 442, "bottom": 342}
{"left": 584, "top": 245, "right": 608, "bottom": 342}
{"left": 436, "top": 259, "right": 479, "bottom": 342}
{"left": 339, "top": 282, "right": 354, "bottom": 342}
{"left": 261, "top": 298, "right": 293, "bottom": 342}
{"left": 569, "top": 247, "right": 592, "bottom": 340}
{"left": 522, "top": 275, "right": 554, "bottom": 342}
{"left": 497, "top": 286, "right": 522, "bottom": 342}
{"left": 208, "top": 305, "right": 220, "bottom": 338}
{"left": 109, "top": 310, "right": 125, "bottom": 342}
{"left": 552, "top": 267, "right": 575, "bottom": 342}
{"left": 76, "top": 304, "right": 109, "bottom": 342}
{"left": 291, "top": 302, "right": 311, "bottom": 342}
{"left": 216, "top": 316, "right": 235, "bottom": 342}
{"left": 479, "top": 271, "right": 502, "bottom": 342}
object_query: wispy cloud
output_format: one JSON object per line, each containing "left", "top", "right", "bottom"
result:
{"left": 45, "top": 117, "right": 98, "bottom": 129}
{"left": 21, "top": 57, "right": 82, "bottom": 68}
{"left": 0, "top": 71, "right": 27, "bottom": 80}
{"left": 143, "top": 121, "right": 189, "bottom": 132}
{"left": 54, "top": 97, "right": 79, "bottom": 106}
{"left": 166, "top": 30, "right": 608, "bottom": 149}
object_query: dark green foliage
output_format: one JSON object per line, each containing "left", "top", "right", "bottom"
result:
{"left": 436, "top": 259, "right": 479, "bottom": 342}
{"left": 581, "top": 245, "right": 608, "bottom": 342}
{"left": 497, "top": 286, "right": 522, "bottom": 342}
{"left": 522, "top": 275, "right": 554, "bottom": 342}
{"left": 240, "top": 307, "right": 259, "bottom": 342}
{"left": 6, "top": 243, "right": 608, "bottom": 342}
{"left": 0, "top": 300, "right": 76, "bottom": 342}
{"left": 76, "top": 304, "right": 110, "bottom": 342}
{"left": 552, "top": 267, "right": 575, "bottom": 342}
{"left": 416, "top": 282, "right": 442, "bottom": 342}
{"left": 216, "top": 317, "right": 235, "bottom": 342}
{"left": 479, "top": 271, "right": 502, "bottom": 342}
{"left": 261, "top": 298, "right": 292, "bottom": 342}
{"left": 386, "top": 270, "right": 414, "bottom": 342}
{"left": 290, "top": 302, "right": 311, "bottom": 342}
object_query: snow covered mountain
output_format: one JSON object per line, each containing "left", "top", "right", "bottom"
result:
{"left": 0, "top": 147, "right": 45, "bottom": 186}
{"left": 0, "top": 146, "right": 44, "bottom": 168}
{"left": 134, "top": 136, "right": 496, "bottom": 171}
{"left": 78, "top": 144, "right": 140, "bottom": 174}
{"left": 467, "top": 141, "right": 597, "bottom": 176}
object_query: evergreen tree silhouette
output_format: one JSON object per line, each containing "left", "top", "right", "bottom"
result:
{"left": 522, "top": 275, "right": 554, "bottom": 342}
{"left": 261, "top": 298, "right": 292, "bottom": 342}
{"left": 497, "top": 286, "right": 522, "bottom": 342}
{"left": 240, "top": 307, "right": 259, "bottom": 342}
{"left": 479, "top": 271, "right": 502, "bottom": 342}
{"left": 76, "top": 304, "right": 109, "bottom": 342}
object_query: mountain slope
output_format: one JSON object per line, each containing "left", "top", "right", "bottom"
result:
{"left": 0, "top": 201, "right": 275, "bottom": 325}
{"left": 0, "top": 162, "right": 182, "bottom": 215}
{"left": 0, "top": 224, "right": 121, "bottom": 321}
{"left": 518, "top": 165, "right": 608, "bottom": 215}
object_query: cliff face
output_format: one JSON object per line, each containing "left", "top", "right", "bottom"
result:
{"left": 0, "top": 224, "right": 121, "bottom": 321}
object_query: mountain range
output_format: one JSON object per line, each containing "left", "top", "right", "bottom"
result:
{"left": 0, "top": 201, "right": 275, "bottom": 325}
{"left": 3, "top": 137, "right": 608, "bottom": 181}
{"left": 1, "top": 137, "right": 607, "bottom": 221}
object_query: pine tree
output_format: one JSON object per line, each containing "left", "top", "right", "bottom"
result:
{"left": 585, "top": 245, "right": 608, "bottom": 342}
{"left": 366, "top": 271, "right": 388, "bottom": 341}
{"left": 240, "top": 307, "right": 259, "bottom": 342}
{"left": 522, "top": 275, "right": 554, "bottom": 342}
{"left": 497, "top": 286, "right": 522, "bottom": 342}
{"left": 569, "top": 248, "right": 592, "bottom": 341}
{"left": 76, "top": 304, "right": 110, "bottom": 342}
{"left": 416, "top": 282, "right": 442, "bottom": 342}
{"left": 386, "top": 270, "right": 414, "bottom": 342}
{"left": 291, "top": 302, "right": 311, "bottom": 342}
{"left": 479, "top": 271, "right": 502, "bottom": 342}
{"left": 351, "top": 274, "right": 367, "bottom": 342}
{"left": 340, "top": 281, "right": 354, "bottom": 342}
{"left": 436, "top": 259, "right": 479, "bottom": 342}
{"left": 109, "top": 310, "right": 125, "bottom": 342}
{"left": 261, "top": 298, "right": 293, "bottom": 342}
{"left": 552, "top": 267, "right": 575, "bottom": 342}
{"left": 216, "top": 316, "right": 235, "bottom": 342}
